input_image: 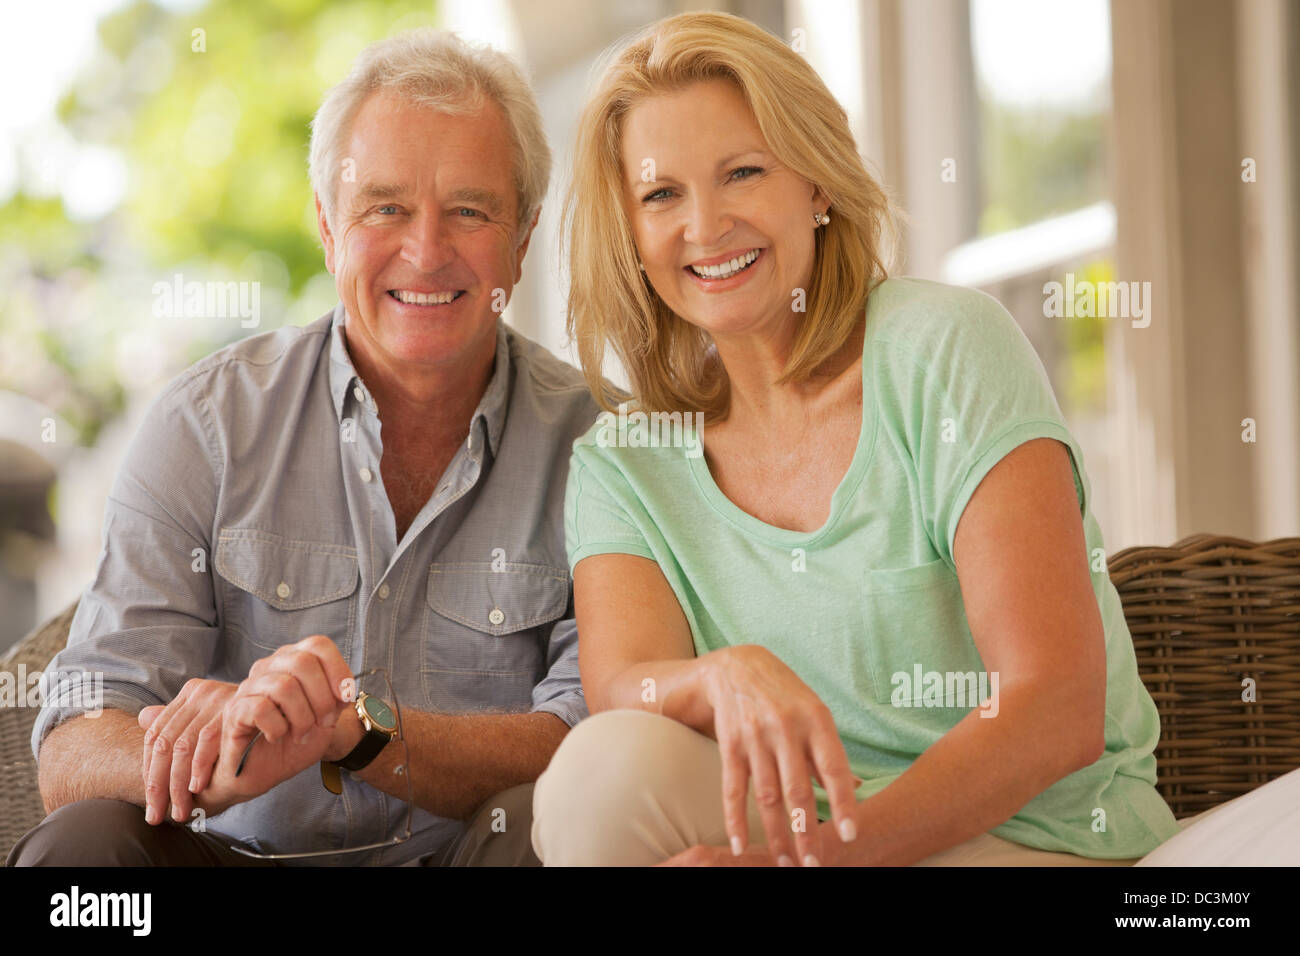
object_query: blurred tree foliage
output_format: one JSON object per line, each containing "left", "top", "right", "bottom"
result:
{"left": 976, "top": 103, "right": 1109, "bottom": 236}
{"left": 975, "top": 97, "right": 1111, "bottom": 415}
{"left": 64, "top": 0, "right": 438, "bottom": 286}
{"left": 0, "top": 0, "right": 440, "bottom": 445}
{"left": 1063, "top": 259, "right": 1112, "bottom": 413}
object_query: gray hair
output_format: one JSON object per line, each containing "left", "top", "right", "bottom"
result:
{"left": 308, "top": 29, "right": 550, "bottom": 239}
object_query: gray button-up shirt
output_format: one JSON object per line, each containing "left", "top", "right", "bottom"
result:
{"left": 33, "top": 304, "right": 601, "bottom": 864}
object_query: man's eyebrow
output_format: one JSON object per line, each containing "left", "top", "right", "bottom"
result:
{"left": 449, "top": 187, "right": 507, "bottom": 217}
{"left": 355, "top": 182, "right": 411, "bottom": 200}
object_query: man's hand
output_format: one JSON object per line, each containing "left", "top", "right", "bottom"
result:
{"left": 138, "top": 679, "right": 238, "bottom": 826}
{"left": 186, "top": 635, "right": 357, "bottom": 815}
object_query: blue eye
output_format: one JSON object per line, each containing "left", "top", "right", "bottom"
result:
{"left": 731, "top": 166, "right": 763, "bottom": 181}
{"left": 377, "top": 205, "right": 398, "bottom": 215}
{"left": 458, "top": 207, "right": 485, "bottom": 218}
{"left": 642, "top": 188, "right": 672, "bottom": 203}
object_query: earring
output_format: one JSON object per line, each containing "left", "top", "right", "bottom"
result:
{"left": 814, "top": 211, "right": 831, "bottom": 227}
{"left": 638, "top": 261, "right": 645, "bottom": 272}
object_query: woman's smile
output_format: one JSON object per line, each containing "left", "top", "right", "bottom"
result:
{"left": 683, "top": 247, "right": 766, "bottom": 292}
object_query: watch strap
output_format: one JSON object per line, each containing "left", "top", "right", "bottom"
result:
{"left": 320, "top": 759, "right": 343, "bottom": 795}
{"left": 336, "top": 724, "right": 392, "bottom": 771}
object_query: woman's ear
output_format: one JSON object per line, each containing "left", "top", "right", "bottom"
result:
{"left": 810, "top": 184, "right": 830, "bottom": 220}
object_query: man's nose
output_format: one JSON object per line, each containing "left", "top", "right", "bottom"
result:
{"left": 400, "top": 211, "right": 455, "bottom": 273}
{"left": 682, "top": 190, "right": 735, "bottom": 250}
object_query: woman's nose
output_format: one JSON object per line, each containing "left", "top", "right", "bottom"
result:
{"left": 682, "top": 191, "right": 735, "bottom": 250}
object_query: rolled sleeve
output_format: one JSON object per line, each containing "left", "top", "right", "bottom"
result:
{"left": 32, "top": 377, "right": 224, "bottom": 758}
{"left": 529, "top": 614, "right": 588, "bottom": 728}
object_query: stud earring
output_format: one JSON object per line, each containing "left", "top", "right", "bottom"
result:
{"left": 638, "top": 261, "right": 645, "bottom": 272}
{"left": 814, "top": 211, "right": 831, "bottom": 227}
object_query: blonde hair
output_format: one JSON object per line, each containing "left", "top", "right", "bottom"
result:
{"left": 565, "top": 11, "right": 897, "bottom": 421}
{"left": 309, "top": 29, "right": 550, "bottom": 237}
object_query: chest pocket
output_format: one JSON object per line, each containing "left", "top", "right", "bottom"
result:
{"left": 213, "top": 529, "right": 359, "bottom": 679}
{"left": 421, "top": 561, "right": 570, "bottom": 711}
{"left": 859, "top": 558, "right": 990, "bottom": 707}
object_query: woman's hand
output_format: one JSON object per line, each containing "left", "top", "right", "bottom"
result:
{"left": 703, "top": 644, "right": 860, "bottom": 866}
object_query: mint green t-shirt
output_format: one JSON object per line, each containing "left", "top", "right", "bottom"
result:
{"left": 564, "top": 276, "right": 1180, "bottom": 859}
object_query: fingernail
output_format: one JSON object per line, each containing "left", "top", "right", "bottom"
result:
{"left": 189, "top": 777, "right": 198, "bottom": 793}
{"left": 324, "top": 712, "right": 338, "bottom": 727}
{"left": 730, "top": 836, "right": 743, "bottom": 856}
{"left": 172, "top": 805, "right": 183, "bottom": 822}
{"left": 778, "top": 855, "right": 795, "bottom": 867}
{"left": 145, "top": 806, "right": 157, "bottom": 825}
{"left": 839, "top": 818, "right": 858, "bottom": 842}
{"left": 803, "top": 854, "right": 821, "bottom": 867}
{"left": 298, "top": 733, "right": 311, "bottom": 745}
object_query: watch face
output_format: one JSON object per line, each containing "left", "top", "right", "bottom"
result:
{"left": 362, "top": 694, "right": 397, "bottom": 733}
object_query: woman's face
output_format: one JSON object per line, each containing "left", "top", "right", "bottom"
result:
{"left": 620, "top": 79, "right": 824, "bottom": 343}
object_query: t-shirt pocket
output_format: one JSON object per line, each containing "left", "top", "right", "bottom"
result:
{"left": 858, "top": 558, "right": 990, "bottom": 708}
{"left": 421, "top": 561, "right": 569, "bottom": 712}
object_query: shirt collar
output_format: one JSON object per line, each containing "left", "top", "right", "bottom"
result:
{"left": 327, "top": 304, "right": 510, "bottom": 457}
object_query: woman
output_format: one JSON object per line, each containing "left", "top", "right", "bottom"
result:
{"left": 530, "top": 11, "right": 1181, "bottom": 866}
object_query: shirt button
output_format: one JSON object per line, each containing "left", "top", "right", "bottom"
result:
{"left": 488, "top": 607, "right": 505, "bottom": 626}
{"left": 378, "top": 583, "right": 390, "bottom": 601}
{"left": 359, "top": 467, "right": 373, "bottom": 482}
{"left": 276, "top": 582, "right": 291, "bottom": 599}
{"left": 353, "top": 386, "right": 365, "bottom": 403}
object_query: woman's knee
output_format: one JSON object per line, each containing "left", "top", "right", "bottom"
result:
{"left": 537, "top": 709, "right": 689, "bottom": 807}
{"left": 532, "top": 709, "right": 715, "bottom": 864}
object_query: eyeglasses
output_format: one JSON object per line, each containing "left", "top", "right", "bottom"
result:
{"left": 226, "top": 667, "right": 413, "bottom": 861}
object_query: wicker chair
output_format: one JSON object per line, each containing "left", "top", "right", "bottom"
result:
{"left": 1109, "top": 534, "right": 1300, "bottom": 818}
{"left": 3, "top": 534, "right": 1298, "bottom": 860}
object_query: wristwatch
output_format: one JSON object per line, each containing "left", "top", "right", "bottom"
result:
{"left": 321, "top": 691, "right": 398, "bottom": 794}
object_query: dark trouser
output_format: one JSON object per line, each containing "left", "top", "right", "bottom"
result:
{"left": 6, "top": 783, "right": 540, "bottom": 867}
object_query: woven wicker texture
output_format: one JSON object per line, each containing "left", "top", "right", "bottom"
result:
{"left": 1109, "top": 534, "right": 1300, "bottom": 819}
{"left": 0, "top": 600, "right": 77, "bottom": 859}
{"left": 2, "top": 533, "right": 1297, "bottom": 858}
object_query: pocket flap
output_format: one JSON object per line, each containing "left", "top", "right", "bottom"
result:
{"left": 427, "top": 562, "right": 570, "bottom": 636}
{"left": 215, "top": 529, "right": 359, "bottom": 611}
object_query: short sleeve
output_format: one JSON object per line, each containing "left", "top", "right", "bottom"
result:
{"left": 873, "top": 284, "right": 1091, "bottom": 569}
{"left": 564, "top": 440, "right": 656, "bottom": 569}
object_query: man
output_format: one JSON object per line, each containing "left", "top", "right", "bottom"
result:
{"left": 8, "top": 29, "right": 599, "bottom": 866}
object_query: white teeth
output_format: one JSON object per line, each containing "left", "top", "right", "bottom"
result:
{"left": 391, "top": 289, "right": 459, "bottom": 305}
{"left": 690, "top": 249, "right": 759, "bottom": 279}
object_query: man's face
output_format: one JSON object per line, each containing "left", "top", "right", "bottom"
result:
{"left": 317, "top": 89, "right": 534, "bottom": 379}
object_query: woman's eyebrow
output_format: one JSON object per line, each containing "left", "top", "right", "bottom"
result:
{"left": 628, "top": 148, "right": 773, "bottom": 188}
{"left": 714, "top": 149, "right": 770, "bottom": 168}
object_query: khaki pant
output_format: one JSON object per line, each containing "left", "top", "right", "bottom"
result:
{"left": 531, "top": 709, "right": 1143, "bottom": 866}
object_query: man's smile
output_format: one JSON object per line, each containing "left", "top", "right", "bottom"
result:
{"left": 386, "top": 288, "right": 467, "bottom": 306}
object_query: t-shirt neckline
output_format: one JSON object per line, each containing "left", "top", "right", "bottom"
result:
{"left": 687, "top": 287, "right": 885, "bottom": 547}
